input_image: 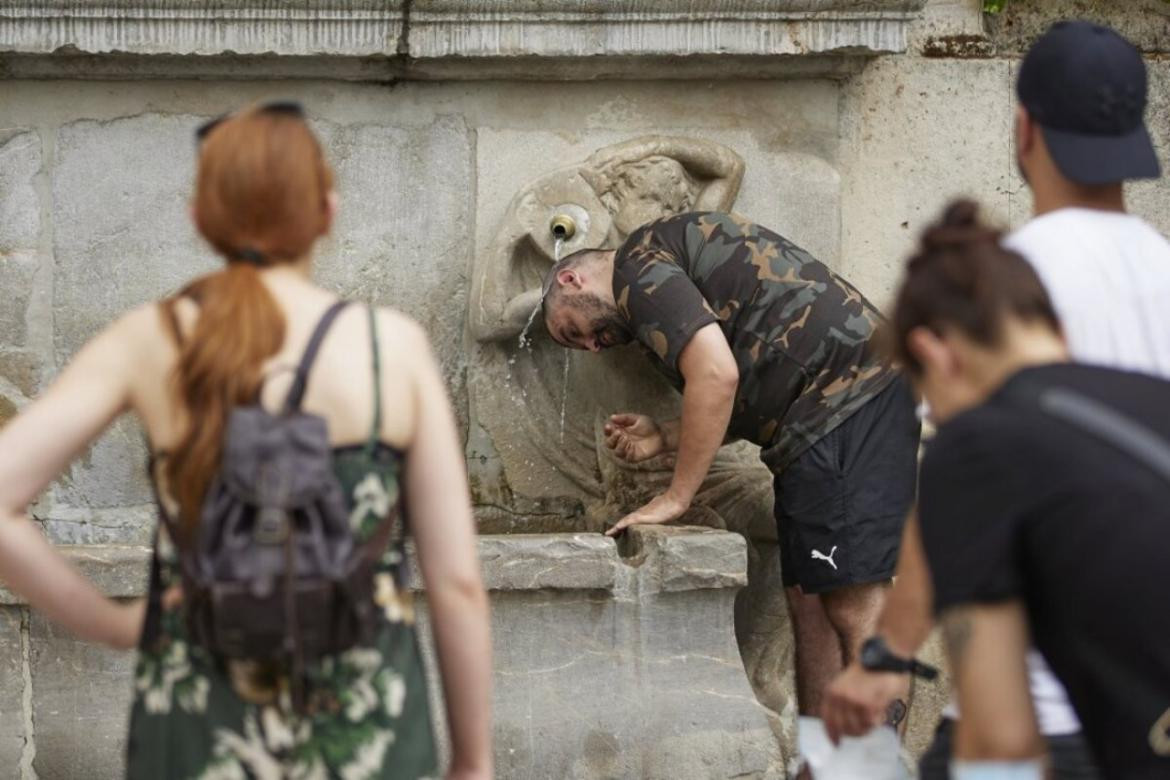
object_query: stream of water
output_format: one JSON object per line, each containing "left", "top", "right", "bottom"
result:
{"left": 559, "top": 350, "right": 570, "bottom": 442}
{"left": 506, "top": 235, "right": 567, "bottom": 409}
{"left": 516, "top": 237, "right": 561, "bottom": 352}
{"left": 552, "top": 236, "right": 570, "bottom": 441}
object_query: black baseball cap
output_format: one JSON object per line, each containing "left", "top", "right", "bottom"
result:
{"left": 1017, "top": 20, "right": 1161, "bottom": 185}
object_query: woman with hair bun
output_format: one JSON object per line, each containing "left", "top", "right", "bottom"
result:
{"left": 832, "top": 200, "right": 1170, "bottom": 778}
{"left": 0, "top": 103, "right": 492, "bottom": 779}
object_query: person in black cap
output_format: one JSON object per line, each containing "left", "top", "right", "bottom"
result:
{"left": 1005, "top": 19, "right": 1170, "bottom": 377}
{"left": 822, "top": 19, "right": 1170, "bottom": 778}
{"left": 1016, "top": 19, "right": 1160, "bottom": 186}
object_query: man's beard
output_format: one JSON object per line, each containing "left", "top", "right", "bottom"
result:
{"left": 573, "top": 293, "right": 633, "bottom": 348}
{"left": 590, "top": 315, "right": 633, "bottom": 349}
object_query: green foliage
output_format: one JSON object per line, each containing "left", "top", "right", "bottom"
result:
{"left": 983, "top": 0, "right": 1006, "bottom": 12}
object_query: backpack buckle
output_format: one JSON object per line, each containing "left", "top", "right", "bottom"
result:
{"left": 254, "top": 507, "right": 290, "bottom": 545}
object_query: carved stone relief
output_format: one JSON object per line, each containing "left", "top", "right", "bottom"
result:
{"left": 467, "top": 135, "right": 761, "bottom": 529}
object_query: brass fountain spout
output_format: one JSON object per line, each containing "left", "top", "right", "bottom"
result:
{"left": 549, "top": 214, "right": 577, "bottom": 241}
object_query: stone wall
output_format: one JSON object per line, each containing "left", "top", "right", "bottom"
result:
{"left": 1, "top": 0, "right": 1170, "bottom": 777}
{"left": 0, "top": 76, "right": 855, "bottom": 544}
{"left": 1, "top": 0, "right": 1166, "bottom": 542}
{"left": 839, "top": 0, "right": 1170, "bottom": 303}
{"left": 0, "top": 528, "right": 782, "bottom": 779}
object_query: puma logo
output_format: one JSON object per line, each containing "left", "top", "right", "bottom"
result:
{"left": 811, "top": 546, "right": 839, "bottom": 570}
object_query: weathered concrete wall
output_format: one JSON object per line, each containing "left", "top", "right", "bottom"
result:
{"left": 2, "top": 1, "right": 1163, "bottom": 542}
{"left": 840, "top": 0, "right": 1170, "bottom": 304}
{"left": 0, "top": 77, "right": 849, "bottom": 545}
{"left": 2, "top": 0, "right": 1170, "bottom": 777}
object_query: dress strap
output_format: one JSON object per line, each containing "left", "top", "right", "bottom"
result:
{"left": 283, "top": 300, "right": 350, "bottom": 413}
{"left": 365, "top": 306, "right": 383, "bottom": 454}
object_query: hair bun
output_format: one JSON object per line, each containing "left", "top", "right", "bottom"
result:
{"left": 941, "top": 199, "right": 979, "bottom": 229}
{"left": 920, "top": 199, "right": 999, "bottom": 252}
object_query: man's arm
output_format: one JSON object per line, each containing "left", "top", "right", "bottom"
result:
{"left": 670, "top": 323, "right": 739, "bottom": 499}
{"left": 606, "top": 323, "right": 737, "bottom": 535}
{"left": 942, "top": 601, "right": 1043, "bottom": 762}
{"left": 602, "top": 413, "right": 740, "bottom": 465}
{"left": 658, "top": 419, "right": 739, "bottom": 450}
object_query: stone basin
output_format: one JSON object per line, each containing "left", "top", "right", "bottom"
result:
{"left": 0, "top": 525, "right": 782, "bottom": 779}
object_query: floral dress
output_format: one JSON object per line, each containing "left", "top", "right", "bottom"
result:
{"left": 127, "top": 307, "right": 438, "bottom": 780}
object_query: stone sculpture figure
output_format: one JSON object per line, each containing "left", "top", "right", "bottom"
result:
{"left": 467, "top": 136, "right": 755, "bottom": 526}
{"left": 466, "top": 136, "right": 794, "bottom": 741}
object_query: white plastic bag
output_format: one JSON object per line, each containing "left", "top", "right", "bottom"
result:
{"left": 797, "top": 717, "right": 909, "bottom": 780}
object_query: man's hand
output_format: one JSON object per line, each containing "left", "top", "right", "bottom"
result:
{"left": 604, "top": 414, "right": 671, "bottom": 463}
{"left": 821, "top": 661, "right": 907, "bottom": 744}
{"left": 605, "top": 491, "right": 689, "bottom": 537}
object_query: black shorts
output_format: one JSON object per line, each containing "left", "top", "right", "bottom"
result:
{"left": 774, "top": 377, "right": 919, "bottom": 594}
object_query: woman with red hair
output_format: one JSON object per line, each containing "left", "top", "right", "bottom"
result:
{"left": 0, "top": 103, "right": 492, "bottom": 779}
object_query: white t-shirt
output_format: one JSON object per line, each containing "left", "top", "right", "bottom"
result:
{"left": 1005, "top": 208, "right": 1170, "bottom": 377}
{"left": 944, "top": 208, "right": 1170, "bottom": 736}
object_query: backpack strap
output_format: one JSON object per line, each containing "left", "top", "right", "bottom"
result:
{"left": 365, "top": 306, "right": 383, "bottom": 455}
{"left": 358, "top": 304, "right": 400, "bottom": 562}
{"left": 1003, "top": 373, "right": 1170, "bottom": 485}
{"left": 146, "top": 452, "right": 199, "bottom": 581}
{"left": 358, "top": 505, "right": 402, "bottom": 564}
{"left": 283, "top": 300, "right": 350, "bottom": 413}
{"left": 1037, "top": 387, "right": 1170, "bottom": 484}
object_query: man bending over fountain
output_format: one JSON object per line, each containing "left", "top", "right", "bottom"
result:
{"left": 541, "top": 211, "right": 919, "bottom": 725}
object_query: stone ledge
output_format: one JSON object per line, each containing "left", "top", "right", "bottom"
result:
{"left": 478, "top": 533, "right": 619, "bottom": 592}
{"left": 409, "top": 1, "right": 928, "bottom": 60}
{"left": 0, "top": 544, "right": 150, "bottom": 605}
{"left": 0, "top": 527, "right": 748, "bottom": 604}
{"left": 0, "top": 1, "right": 403, "bottom": 58}
{"left": 622, "top": 525, "right": 749, "bottom": 593}
{"left": 0, "top": 0, "right": 928, "bottom": 80}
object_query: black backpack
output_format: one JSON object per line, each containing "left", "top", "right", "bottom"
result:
{"left": 154, "top": 301, "right": 396, "bottom": 690}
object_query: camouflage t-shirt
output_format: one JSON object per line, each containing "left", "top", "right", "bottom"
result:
{"left": 613, "top": 211, "right": 897, "bottom": 473}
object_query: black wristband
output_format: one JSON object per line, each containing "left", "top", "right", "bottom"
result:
{"left": 860, "top": 636, "right": 939, "bottom": 680}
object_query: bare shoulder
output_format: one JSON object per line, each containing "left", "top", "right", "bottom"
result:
{"left": 372, "top": 307, "right": 434, "bottom": 365}
{"left": 367, "top": 308, "right": 442, "bottom": 447}
{"left": 90, "top": 301, "right": 173, "bottom": 356}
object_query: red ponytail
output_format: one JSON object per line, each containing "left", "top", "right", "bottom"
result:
{"left": 164, "top": 107, "right": 333, "bottom": 536}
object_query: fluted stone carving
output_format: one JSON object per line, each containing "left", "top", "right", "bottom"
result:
{"left": 0, "top": 0, "right": 926, "bottom": 79}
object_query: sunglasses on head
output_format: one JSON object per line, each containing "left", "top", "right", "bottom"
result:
{"left": 195, "top": 101, "right": 306, "bottom": 143}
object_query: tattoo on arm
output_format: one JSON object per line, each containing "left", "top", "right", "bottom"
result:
{"left": 941, "top": 609, "right": 974, "bottom": 665}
